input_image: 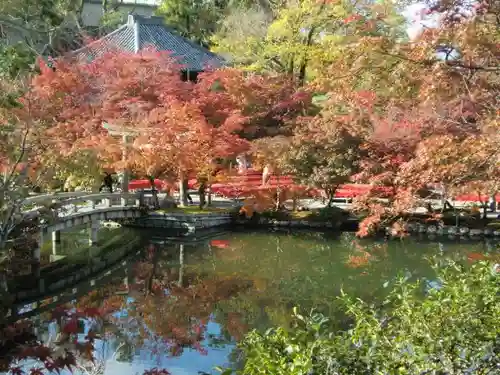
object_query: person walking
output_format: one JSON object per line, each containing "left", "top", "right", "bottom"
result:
{"left": 100, "top": 172, "right": 113, "bottom": 193}
{"left": 182, "top": 179, "right": 194, "bottom": 204}
{"left": 147, "top": 175, "right": 160, "bottom": 208}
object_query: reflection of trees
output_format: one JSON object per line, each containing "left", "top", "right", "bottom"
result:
{"left": 192, "top": 231, "right": 500, "bottom": 331}
{"left": 127, "top": 268, "right": 253, "bottom": 356}
{"left": 14, "top": 232, "right": 498, "bottom": 374}
{"left": 58, "top": 242, "right": 255, "bottom": 360}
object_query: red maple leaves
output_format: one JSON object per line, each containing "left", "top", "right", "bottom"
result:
{"left": 27, "top": 50, "right": 310, "bottom": 187}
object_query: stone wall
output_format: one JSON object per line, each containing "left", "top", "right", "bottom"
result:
{"left": 123, "top": 212, "right": 232, "bottom": 230}
{"left": 234, "top": 217, "right": 343, "bottom": 229}
{"left": 235, "top": 216, "right": 500, "bottom": 240}
{"left": 401, "top": 223, "right": 500, "bottom": 239}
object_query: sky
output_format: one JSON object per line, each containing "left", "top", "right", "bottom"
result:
{"left": 402, "top": 2, "right": 442, "bottom": 40}
{"left": 7, "top": 317, "right": 235, "bottom": 375}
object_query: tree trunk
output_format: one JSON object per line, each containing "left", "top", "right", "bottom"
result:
{"left": 178, "top": 244, "right": 184, "bottom": 287}
{"left": 327, "top": 195, "right": 334, "bottom": 207}
{"left": 145, "top": 246, "right": 160, "bottom": 296}
{"left": 442, "top": 200, "right": 454, "bottom": 211}
{"left": 149, "top": 175, "right": 159, "bottom": 209}
{"left": 287, "top": 56, "right": 294, "bottom": 76}
{"left": 207, "top": 175, "right": 212, "bottom": 206}
{"left": 440, "top": 184, "right": 447, "bottom": 213}
{"left": 198, "top": 182, "right": 206, "bottom": 210}
{"left": 326, "top": 186, "right": 337, "bottom": 207}
{"left": 178, "top": 172, "right": 188, "bottom": 207}
{"left": 262, "top": 164, "right": 271, "bottom": 185}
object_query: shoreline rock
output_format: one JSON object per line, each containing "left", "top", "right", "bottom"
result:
{"left": 236, "top": 216, "right": 500, "bottom": 239}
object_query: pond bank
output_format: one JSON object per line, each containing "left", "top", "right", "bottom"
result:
{"left": 120, "top": 211, "right": 232, "bottom": 230}
{"left": 233, "top": 213, "right": 500, "bottom": 240}
{"left": 114, "top": 206, "right": 500, "bottom": 240}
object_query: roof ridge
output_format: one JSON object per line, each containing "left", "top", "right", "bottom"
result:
{"left": 65, "top": 14, "right": 225, "bottom": 71}
{"left": 128, "top": 14, "right": 164, "bottom": 26}
{"left": 69, "top": 23, "right": 131, "bottom": 56}
{"left": 142, "top": 23, "right": 221, "bottom": 60}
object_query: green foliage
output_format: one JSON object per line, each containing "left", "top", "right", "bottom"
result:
{"left": 0, "top": 43, "right": 37, "bottom": 79}
{"left": 0, "top": 0, "right": 86, "bottom": 58}
{"left": 227, "top": 261, "right": 500, "bottom": 374}
{"left": 156, "top": 0, "right": 228, "bottom": 47}
{"left": 308, "top": 206, "right": 347, "bottom": 223}
{"left": 283, "top": 121, "right": 362, "bottom": 196}
{"left": 99, "top": 9, "right": 126, "bottom": 31}
{"left": 211, "top": 0, "right": 406, "bottom": 83}
{"left": 0, "top": 0, "right": 68, "bottom": 28}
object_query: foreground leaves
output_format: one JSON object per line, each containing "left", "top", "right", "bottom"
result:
{"left": 233, "top": 261, "right": 500, "bottom": 374}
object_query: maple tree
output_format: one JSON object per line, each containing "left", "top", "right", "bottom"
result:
{"left": 28, "top": 50, "right": 242, "bottom": 205}
{"left": 278, "top": 0, "right": 500, "bottom": 236}
{"left": 194, "top": 68, "right": 313, "bottom": 140}
{"left": 29, "top": 50, "right": 313, "bottom": 207}
{"left": 0, "top": 75, "right": 71, "bottom": 257}
{"left": 282, "top": 111, "right": 363, "bottom": 205}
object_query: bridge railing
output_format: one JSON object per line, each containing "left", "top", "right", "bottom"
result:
{"left": 21, "top": 192, "right": 148, "bottom": 220}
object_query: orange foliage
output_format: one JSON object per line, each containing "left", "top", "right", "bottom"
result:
{"left": 346, "top": 251, "right": 372, "bottom": 268}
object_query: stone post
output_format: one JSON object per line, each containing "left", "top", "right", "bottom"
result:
{"left": 51, "top": 230, "right": 61, "bottom": 255}
{"left": 178, "top": 244, "right": 184, "bottom": 287}
{"left": 121, "top": 134, "right": 130, "bottom": 193}
{"left": 89, "top": 220, "right": 99, "bottom": 245}
{"left": 32, "top": 232, "right": 42, "bottom": 277}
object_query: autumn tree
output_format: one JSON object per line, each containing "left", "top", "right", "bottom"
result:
{"left": 395, "top": 0, "right": 500, "bottom": 215}
{"left": 292, "top": 0, "right": 499, "bottom": 236}
{"left": 0, "top": 77, "right": 62, "bottom": 253}
{"left": 282, "top": 110, "right": 362, "bottom": 205}
{"left": 155, "top": 0, "right": 280, "bottom": 48}
{"left": 195, "top": 68, "right": 312, "bottom": 139}
{"left": 194, "top": 68, "right": 312, "bottom": 183}
{"left": 30, "top": 51, "right": 267, "bottom": 206}
{"left": 155, "top": 0, "right": 227, "bottom": 47}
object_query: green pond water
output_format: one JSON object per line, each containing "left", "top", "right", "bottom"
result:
{"left": 29, "top": 228, "right": 499, "bottom": 375}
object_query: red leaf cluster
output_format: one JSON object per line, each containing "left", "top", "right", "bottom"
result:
{"left": 26, "top": 50, "right": 309, "bottom": 182}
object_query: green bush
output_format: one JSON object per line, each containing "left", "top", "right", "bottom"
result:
{"left": 309, "top": 205, "right": 348, "bottom": 222}
{"left": 258, "top": 210, "right": 292, "bottom": 220}
{"left": 221, "top": 261, "right": 500, "bottom": 375}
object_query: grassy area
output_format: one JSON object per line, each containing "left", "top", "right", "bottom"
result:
{"left": 155, "top": 206, "right": 233, "bottom": 215}
{"left": 289, "top": 211, "right": 314, "bottom": 219}
{"left": 258, "top": 207, "right": 350, "bottom": 222}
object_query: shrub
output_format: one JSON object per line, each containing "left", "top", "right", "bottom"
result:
{"left": 308, "top": 206, "right": 348, "bottom": 223}
{"left": 225, "top": 261, "right": 500, "bottom": 375}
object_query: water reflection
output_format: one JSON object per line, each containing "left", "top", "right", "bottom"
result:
{"left": 12, "top": 230, "right": 500, "bottom": 375}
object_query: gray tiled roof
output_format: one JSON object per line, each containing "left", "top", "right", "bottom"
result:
{"left": 72, "top": 14, "right": 225, "bottom": 71}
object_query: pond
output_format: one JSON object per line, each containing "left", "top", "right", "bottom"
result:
{"left": 12, "top": 229, "right": 500, "bottom": 375}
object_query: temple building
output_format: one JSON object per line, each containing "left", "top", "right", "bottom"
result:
{"left": 71, "top": 14, "right": 225, "bottom": 81}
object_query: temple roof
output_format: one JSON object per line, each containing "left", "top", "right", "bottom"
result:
{"left": 72, "top": 14, "right": 225, "bottom": 71}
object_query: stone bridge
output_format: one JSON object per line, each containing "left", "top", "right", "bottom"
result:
{"left": 20, "top": 192, "right": 149, "bottom": 265}
{"left": 5, "top": 238, "right": 142, "bottom": 324}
